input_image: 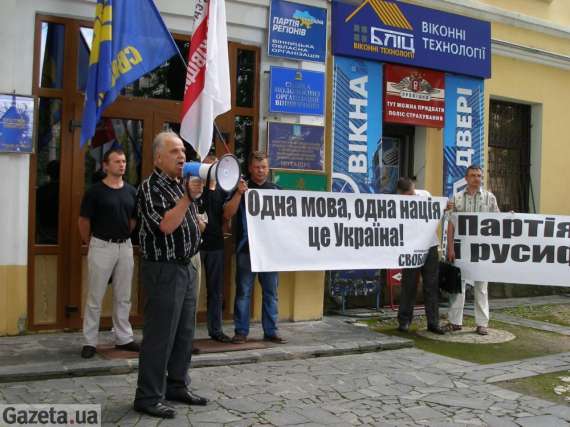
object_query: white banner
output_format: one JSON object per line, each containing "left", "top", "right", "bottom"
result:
{"left": 246, "top": 190, "right": 447, "bottom": 272}
{"left": 452, "top": 213, "right": 570, "bottom": 286}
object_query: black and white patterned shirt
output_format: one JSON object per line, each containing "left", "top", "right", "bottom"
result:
{"left": 137, "top": 168, "right": 201, "bottom": 262}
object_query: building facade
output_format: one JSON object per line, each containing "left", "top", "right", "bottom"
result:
{"left": 0, "top": 0, "right": 568, "bottom": 335}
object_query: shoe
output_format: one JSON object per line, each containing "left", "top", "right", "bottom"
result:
{"left": 133, "top": 401, "right": 176, "bottom": 419}
{"left": 232, "top": 334, "right": 247, "bottom": 344}
{"left": 398, "top": 323, "right": 410, "bottom": 333}
{"left": 444, "top": 323, "right": 462, "bottom": 332}
{"left": 191, "top": 347, "right": 201, "bottom": 355}
{"left": 427, "top": 326, "right": 446, "bottom": 335}
{"left": 81, "top": 345, "right": 96, "bottom": 359}
{"left": 165, "top": 390, "right": 208, "bottom": 406}
{"left": 211, "top": 333, "right": 232, "bottom": 343}
{"left": 115, "top": 341, "right": 140, "bottom": 352}
{"left": 263, "top": 334, "right": 288, "bottom": 344}
{"left": 476, "top": 326, "right": 489, "bottom": 336}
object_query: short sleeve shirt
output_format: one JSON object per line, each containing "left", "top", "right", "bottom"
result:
{"left": 450, "top": 188, "right": 500, "bottom": 228}
{"left": 79, "top": 181, "right": 137, "bottom": 240}
{"left": 137, "top": 168, "right": 201, "bottom": 261}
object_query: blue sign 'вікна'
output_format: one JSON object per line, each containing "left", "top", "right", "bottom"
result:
{"left": 269, "top": 67, "right": 325, "bottom": 115}
{"left": 268, "top": 122, "right": 324, "bottom": 171}
{"left": 268, "top": 0, "right": 327, "bottom": 62}
{"left": 332, "top": 0, "right": 491, "bottom": 79}
{"left": 443, "top": 75, "right": 484, "bottom": 197}
{"left": 331, "top": 56, "right": 382, "bottom": 194}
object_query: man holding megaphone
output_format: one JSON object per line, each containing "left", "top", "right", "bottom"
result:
{"left": 134, "top": 131, "right": 208, "bottom": 419}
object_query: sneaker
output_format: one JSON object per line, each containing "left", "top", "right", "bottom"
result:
{"left": 231, "top": 334, "right": 247, "bottom": 344}
{"left": 263, "top": 334, "right": 288, "bottom": 344}
{"left": 115, "top": 341, "right": 140, "bottom": 352}
{"left": 81, "top": 345, "right": 96, "bottom": 359}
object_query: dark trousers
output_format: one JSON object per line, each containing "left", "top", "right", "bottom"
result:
{"left": 397, "top": 245, "right": 440, "bottom": 328}
{"left": 134, "top": 260, "right": 197, "bottom": 407}
{"left": 201, "top": 249, "right": 225, "bottom": 337}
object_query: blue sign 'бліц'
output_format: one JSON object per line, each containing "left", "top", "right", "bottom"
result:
{"left": 332, "top": 0, "right": 491, "bottom": 79}
{"left": 268, "top": 0, "right": 327, "bottom": 62}
{"left": 269, "top": 67, "right": 325, "bottom": 115}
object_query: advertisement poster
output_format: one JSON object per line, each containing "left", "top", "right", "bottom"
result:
{"left": 384, "top": 64, "right": 445, "bottom": 128}
{"left": 0, "top": 94, "right": 35, "bottom": 153}
{"left": 332, "top": 0, "right": 491, "bottom": 78}
{"left": 268, "top": 0, "right": 327, "bottom": 62}
{"left": 269, "top": 67, "right": 325, "bottom": 116}
{"left": 443, "top": 74, "right": 484, "bottom": 197}
{"left": 331, "top": 56, "right": 382, "bottom": 194}
{"left": 267, "top": 122, "right": 324, "bottom": 171}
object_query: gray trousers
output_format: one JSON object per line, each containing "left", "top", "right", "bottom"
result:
{"left": 397, "top": 245, "right": 440, "bottom": 328}
{"left": 83, "top": 237, "right": 134, "bottom": 347}
{"left": 134, "top": 260, "right": 198, "bottom": 407}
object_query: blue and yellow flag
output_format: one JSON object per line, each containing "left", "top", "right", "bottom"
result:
{"left": 80, "top": 0, "right": 178, "bottom": 147}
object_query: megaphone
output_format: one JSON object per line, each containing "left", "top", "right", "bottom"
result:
{"left": 182, "top": 153, "right": 241, "bottom": 192}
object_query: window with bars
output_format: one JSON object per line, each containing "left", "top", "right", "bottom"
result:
{"left": 488, "top": 100, "right": 532, "bottom": 213}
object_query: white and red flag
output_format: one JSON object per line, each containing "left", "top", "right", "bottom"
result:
{"left": 180, "top": 0, "right": 231, "bottom": 159}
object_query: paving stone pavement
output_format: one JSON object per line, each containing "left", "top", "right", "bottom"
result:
{"left": 0, "top": 348, "right": 569, "bottom": 426}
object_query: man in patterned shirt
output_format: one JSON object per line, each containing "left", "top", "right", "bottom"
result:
{"left": 134, "top": 132, "right": 208, "bottom": 419}
{"left": 447, "top": 165, "right": 500, "bottom": 336}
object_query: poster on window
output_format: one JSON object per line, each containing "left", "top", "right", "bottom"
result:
{"left": 0, "top": 94, "right": 35, "bottom": 153}
{"left": 384, "top": 65, "right": 445, "bottom": 128}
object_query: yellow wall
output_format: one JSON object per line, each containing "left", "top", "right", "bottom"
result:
{"left": 480, "top": 0, "right": 570, "bottom": 28}
{"left": 0, "top": 266, "right": 27, "bottom": 335}
{"left": 486, "top": 55, "right": 570, "bottom": 215}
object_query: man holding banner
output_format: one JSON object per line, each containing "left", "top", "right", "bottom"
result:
{"left": 224, "top": 151, "right": 288, "bottom": 345}
{"left": 447, "top": 165, "right": 500, "bottom": 335}
{"left": 396, "top": 178, "right": 445, "bottom": 335}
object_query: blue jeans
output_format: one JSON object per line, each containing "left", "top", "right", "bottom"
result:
{"left": 234, "top": 251, "right": 279, "bottom": 337}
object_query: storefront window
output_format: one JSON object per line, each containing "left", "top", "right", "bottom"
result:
{"left": 40, "top": 22, "right": 65, "bottom": 89}
{"left": 35, "top": 98, "right": 62, "bottom": 244}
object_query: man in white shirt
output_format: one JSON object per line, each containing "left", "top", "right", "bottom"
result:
{"left": 396, "top": 177, "right": 445, "bottom": 335}
{"left": 446, "top": 165, "right": 500, "bottom": 335}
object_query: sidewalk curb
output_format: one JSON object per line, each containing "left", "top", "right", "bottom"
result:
{"left": 0, "top": 337, "right": 413, "bottom": 383}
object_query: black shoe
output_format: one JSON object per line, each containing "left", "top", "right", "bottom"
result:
{"left": 115, "top": 341, "right": 140, "bottom": 352}
{"left": 81, "top": 345, "right": 96, "bottom": 359}
{"left": 427, "top": 326, "right": 446, "bottom": 335}
{"left": 133, "top": 402, "right": 176, "bottom": 419}
{"left": 211, "top": 333, "right": 232, "bottom": 343}
{"left": 398, "top": 323, "right": 410, "bottom": 333}
{"left": 165, "top": 390, "right": 208, "bottom": 406}
{"left": 263, "top": 334, "right": 288, "bottom": 344}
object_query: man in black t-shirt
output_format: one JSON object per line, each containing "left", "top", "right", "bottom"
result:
{"left": 78, "top": 148, "right": 138, "bottom": 359}
{"left": 223, "top": 151, "right": 287, "bottom": 345}
{"left": 199, "top": 155, "right": 231, "bottom": 343}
